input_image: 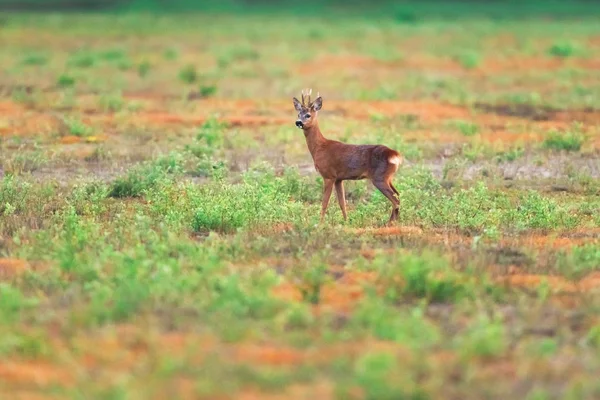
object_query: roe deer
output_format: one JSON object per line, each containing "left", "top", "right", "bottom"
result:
{"left": 293, "top": 89, "right": 403, "bottom": 225}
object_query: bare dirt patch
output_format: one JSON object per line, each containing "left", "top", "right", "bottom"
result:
{"left": 272, "top": 269, "right": 377, "bottom": 313}
{"left": 0, "top": 258, "right": 29, "bottom": 278}
{"left": 497, "top": 272, "right": 600, "bottom": 293}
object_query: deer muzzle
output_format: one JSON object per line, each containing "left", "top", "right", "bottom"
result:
{"left": 295, "top": 120, "right": 303, "bottom": 129}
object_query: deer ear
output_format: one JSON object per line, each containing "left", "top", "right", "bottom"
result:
{"left": 311, "top": 96, "right": 323, "bottom": 111}
{"left": 293, "top": 97, "right": 303, "bottom": 112}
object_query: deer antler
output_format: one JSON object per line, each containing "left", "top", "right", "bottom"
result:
{"left": 301, "top": 88, "right": 312, "bottom": 107}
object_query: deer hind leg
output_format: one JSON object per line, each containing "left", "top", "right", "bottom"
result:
{"left": 390, "top": 182, "right": 399, "bottom": 198}
{"left": 373, "top": 180, "right": 400, "bottom": 225}
{"left": 334, "top": 180, "right": 347, "bottom": 221}
{"left": 320, "top": 179, "right": 335, "bottom": 223}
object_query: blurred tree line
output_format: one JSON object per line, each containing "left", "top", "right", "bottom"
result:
{"left": 0, "top": 0, "right": 598, "bottom": 15}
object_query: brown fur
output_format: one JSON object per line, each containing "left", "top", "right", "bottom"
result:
{"left": 293, "top": 90, "right": 402, "bottom": 224}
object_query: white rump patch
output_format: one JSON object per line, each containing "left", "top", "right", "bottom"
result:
{"left": 389, "top": 155, "right": 401, "bottom": 165}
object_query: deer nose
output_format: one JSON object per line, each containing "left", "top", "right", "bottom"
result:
{"left": 295, "top": 120, "right": 303, "bottom": 128}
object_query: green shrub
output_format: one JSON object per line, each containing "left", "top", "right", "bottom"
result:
{"left": 178, "top": 64, "right": 198, "bottom": 84}
{"left": 543, "top": 129, "right": 584, "bottom": 152}
{"left": 21, "top": 54, "right": 48, "bottom": 66}
{"left": 457, "top": 315, "right": 507, "bottom": 359}
{"left": 449, "top": 119, "right": 479, "bottom": 136}
{"left": 375, "top": 251, "right": 470, "bottom": 303}
{"left": 63, "top": 116, "right": 93, "bottom": 137}
{"left": 198, "top": 84, "right": 217, "bottom": 98}
{"left": 99, "top": 92, "right": 125, "bottom": 112}
{"left": 57, "top": 74, "right": 76, "bottom": 87}
{"left": 108, "top": 154, "right": 183, "bottom": 198}
{"left": 68, "top": 52, "right": 96, "bottom": 68}
{"left": 455, "top": 51, "right": 480, "bottom": 69}
{"left": 137, "top": 61, "right": 151, "bottom": 77}
{"left": 548, "top": 42, "right": 577, "bottom": 58}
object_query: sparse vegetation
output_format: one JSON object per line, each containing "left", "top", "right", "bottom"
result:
{"left": 548, "top": 41, "right": 578, "bottom": 58}
{"left": 178, "top": 64, "right": 198, "bottom": 83}
{"left": 1, "top": 3, "right": 600, "bottom": 399}
{"left": 543, "top": 127, "right": 584, "bottom": 152}
{"left": 56, "top": 74, "right": 76, "bottom": 87}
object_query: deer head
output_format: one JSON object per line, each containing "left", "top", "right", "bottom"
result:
{"left": 293, "top": 88, "right": 322, "bottom": 129}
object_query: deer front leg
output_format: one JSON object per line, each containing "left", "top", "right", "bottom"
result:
{"left": 320, "top": 179, "right": 334, "bottom": 223}
{"left": 334, "top": 180, "right": 347, "bottom": 220}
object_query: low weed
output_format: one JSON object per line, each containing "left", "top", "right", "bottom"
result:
{"left": 198, "top": 84, "right": 218, "bottom": 98}
{"left": 455, "top": 50, "right": 481, "bottom": 69}
{"left": 68, "top": 52, "right": 96, "bottom": 68}
{"left": 108, "top": 154, "right": 183, "bottom": 198}
{"left": 191, "top": 168, "right": 305, "bottom": 233}
{"left": 457, "top": 315, "right": 507, "bottom": 359}
{"left": 448, "top": 119, "right": 480, "bottom": 136}
{"left": 137, "top": 61, "right": 152, "bottom": 77}
{"left": 99, "top": 92, "right": 125, "bottom": 112}
{"left": 178, "top": 64, "right": 198, "bottom": 84}
{"left": 542, "top": 127, "right": 584, "bottom": 152}
{"left": 21, "top": 53, "right": 48, "bottom": 66}
{"left": 57, "top": 74, "right": 76, "bottom": 87}
{"left": 3, "top": 151, "right": 47, "bottom": 175}
{"left": 548, "top": 41, "right": 580, "bottom": 58}
{"left": 495, "top": 147, "right": 525, "bottom": 163}
{"left": 63, "top": 116, "right": 93, "bottom": 137}
{"left": 374, "top": 251, "right": 471, "bottom": 303}
{"left": 352, "top": 297, "right": 440, "bottom": 348}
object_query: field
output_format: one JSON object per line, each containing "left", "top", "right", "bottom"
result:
{"left": 1, "top": 2, "right": 600, "bottom": 399}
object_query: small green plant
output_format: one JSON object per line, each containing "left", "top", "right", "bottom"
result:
{"left": 57, "top": 74, "right": 76, "bottom": 88}
{"left": 99, "top": 48, "right": 125, "bottom": 62}
{"left": 99, "top": 92, "right": 124, "bottom": 112}
{"left": 163, "top": 47, "right": 179, "bottom": 60}
{"left": 68, "top": 52, "right": 96, "bottom": 68}
{"left": 458, "top": 315, "right": 507, "bottom": 359}
{"left": 449, "top": 119, "right": 479, "bottom": 136}
{"left": 548, "top": 41, "right": 577, "bottom": 58}
{"left": 63, "top": 117, "right": 93, "bottom": 137}
{"left": 137, "top": 61, "right": 151, "bottom": 77}
{"left": 0, "top": 284, "right": 38, "bottom": 322}
{"left": 455, "top": 51, "right": 480, "bottom": 69}
{"left": 21, "top": 53, "right": 48, "bottom": 66}
{"left": 198, "top": 84, "right": 217, "bottom": 98}
{"left": 298, "top": 263, "right": 328, "bottom": 305}
{"left": 186, "top": 117, "right": 226, "bottom": 157}
{"left": 495, "top": 147, "right": 525, "bottom": 163}
{"left": 375, "top": 252, "right": 470, "bottom": 303}
{"left": 543, "top": 129, "right": 584, "bottom": 152}
{"left": 178, "top": 64, "right": 198, "bottom": 84}
{"left": 108, "top": 154, "right": 182, "bottom": 198}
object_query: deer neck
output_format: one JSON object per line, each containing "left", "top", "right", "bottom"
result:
{"left": 303, "top": 121, "right": 326, "bottom": 158}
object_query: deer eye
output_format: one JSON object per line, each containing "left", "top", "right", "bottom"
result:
{"left": 304, "top": 114, "right": 311, "bottom": 118}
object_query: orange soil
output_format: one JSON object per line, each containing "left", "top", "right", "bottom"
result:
{"left": 297, "top": 54, "right": 462, "bottom": 75}
{"left": 0, "top": 361, "right": 73, "bottom": 387}
{"left": 497, "top": 272, "right": 600, "bottom": 293}
{"left": 272, "top": 269, "right": 377, "bottom": 313}
{"left": 59, "top": 135, "right": 82, "bottom": 144}
{"left": 481, "top": 56, "right": 600, "bottom": 74}
{"left": 298, "top": 54, "right": 600, "bottom": 76}
{"left": 238, "top": 381, "right": 335, "bottom": 400}
{"left": 0, "top": 258, "right": 29, "bottom": 278}
{"left": 350, "top": 226, "right": 599, "bottom": 250}
{"left": 1, "top": 98, "right": 598, "bottom": 148}
{"left": 131, "top": 112, "right": 290, "bottom": 127}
